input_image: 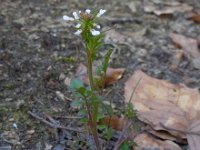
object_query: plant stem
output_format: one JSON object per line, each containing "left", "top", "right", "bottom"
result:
{"left": 87, "top": 52, "right": 95, "bottom": 90}
{"left": 87, "top": 52, "right": 102, "bottom": 150}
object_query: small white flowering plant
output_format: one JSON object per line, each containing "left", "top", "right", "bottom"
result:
{"left": 63, "top": 9, "right": 112, "bottom": 150}
{"left": 63, "top": 9, "right": 137, "bottom": 150}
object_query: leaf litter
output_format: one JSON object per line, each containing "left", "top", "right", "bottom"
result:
{"left": 124, "top": 70, "right": 200, "bottom": 150}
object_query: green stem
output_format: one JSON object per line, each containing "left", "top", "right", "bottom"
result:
{"left": 87, "top": 52, "right": 95, "bottom": 90}
{"left": 87, "top": 52, "right": 101, "bottom": 150}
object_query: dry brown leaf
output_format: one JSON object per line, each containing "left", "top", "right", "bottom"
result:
{"left": 134, "top": 133, "right": 182, "bottom": 150}
{"left": 124, "top": 70, "right": 200, "bottom": 141}
{"left": 105, "top": 68, "right": 125, "bottom": 85}
{"left": 144, "top": 2, "right": 192, "bottom": 16}
{"left": 145, "top": 125, "right": 186, "bottom": 144}
{"left": 99, "top": 116, "right": 128, "bottom": 131}
{"left": 169, "top": 33, "right": 200, "bottom": 69}
{"left": 76, "top": 63, "right": 124, "bottom": 86}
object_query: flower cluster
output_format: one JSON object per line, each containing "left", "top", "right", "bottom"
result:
{"left": 63, "top": 9, "right": 106, "bottom": 36}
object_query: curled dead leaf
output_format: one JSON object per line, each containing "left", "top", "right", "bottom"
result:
{"left": 76, "top": 63, "right": 125, "bottom": 86}
{"left": 169, "top": 33, "right": 200, "bottom": 69}
{"left": 99, "top": 116, "right": 128, "bottom": 131}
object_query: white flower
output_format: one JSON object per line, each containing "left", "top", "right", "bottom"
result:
{"left": 75, "top": 23, "right": 81, "bottom": 28}
{"left": 74, "top": 29, "right": 82, "bottom": 35}
{"left": 90, "top": 29, "right": 100, "bottom": 36}
{"left": 97, "top": 9, "right": 106, "bottom": 17}
{"left": 72, "top": 12, "right": 79, "bottom": 19}
{"left": 94, "top": 23, "right": 100, "bottom": 29}
{"left": 85, "top": 9, "right": 91, "bottom": 14}
{"left": 63, "top": 15, "right": 74, "bottom": 21}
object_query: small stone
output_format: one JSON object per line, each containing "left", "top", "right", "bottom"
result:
{"left": 12, "top": 123, "right": 17, "bottom": 129}
{"left": 27, "top": 130, "right": 35, "bottom": 135}
{"left": 64, "top": 77, "right": 71, "bottom": 87}
{"left": 59, "top": 73, "right": 66, "bottom": 81}
{"left": 56, "top": 91, "right": 65, "bottom": 101}
{"left": 44, "top": 143, "right": 53, "bottom": 150}
{"left": 29, "top": 34, "right": 40, "bottom": 40}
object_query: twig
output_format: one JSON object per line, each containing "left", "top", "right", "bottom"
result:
{"left": 160, "top": 123, "right": 200, "bottom": 136}
{"left": 28, "top": 111, "right": 82, "bottom": 133}
{"left": 52, "top": 115, "right": 82, "bottom": 119}
{"left": 113, "top": 121, "right": 133, "bottom": 150}
{"left": 105, "top": 17, "right": 142, "bottom": 24}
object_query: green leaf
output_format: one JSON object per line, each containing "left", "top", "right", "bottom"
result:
{"left": 70, "top": 78, "right": 84, "bottom": 90}
{"left": 78, "top": 109, "right": 87, "bottom": 116}
{"left": 102, "top": 49, "right": 112, "bottom": 73}
{"left": 97, "top": 111, "right": 104, "bottom": 122}
{"left": 104, "top": 127, "right": 113, "bottom": 140}
{"left": 80, "top": 117, "right": 88, "bottom": 123}
{"left": 124, "top": 102, "right": 136, "bottom": 119}
{"left": 77, "top": 86, "right": 86, "bottom": 96}
{"left": 98, "top": 125, "right": 113, "bottom": 140}
{"left": 98, "top": 125, "right": 107, "bottom": 130}
{"left": 119, "top": 141, "right": 130, "bottom": 150}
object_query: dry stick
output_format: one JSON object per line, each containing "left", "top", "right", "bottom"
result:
{"left": 52, "top": 115, "right": 82, "bottom": 119}
{"left": 104, "top": 17, "right": 142, "bottom": 24}
{"left": 113, "top": 122, "right": 133, "bottom": 150}
{"left": 160, "top": 123, "right": 200, "bottom": 136}
{"left": 113, "top": 78, "right": 142, "bottom": 149}
{"left": 28, "top": 111, "right": 82, "bottom": 133}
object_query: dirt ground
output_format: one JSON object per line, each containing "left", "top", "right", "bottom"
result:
{"left": 0, "top": 0, "right": 200, "bottom": 150}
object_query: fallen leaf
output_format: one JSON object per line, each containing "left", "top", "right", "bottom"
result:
{"left": 76, "top": 63, "right": 125, "bottom": 86}
{"left": 187, "top": 120, "right": 200, "bottom": 150}
{"left": 144, "top": 2, "right": 192, "bottom": 16}
{"left": 169, "top": 33, "right": 200, "bottom": 69}
{"left": 124, "top": 70, "right": 200, "bottom": 142}
{"left": 105, "top": 68, "right": 125, "bottom": 85}
{"left": 134, "top": 133, "right": 182, "bottom": 150}
{"left": 145, "top": 125, "right": 186, "bottom": 144}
